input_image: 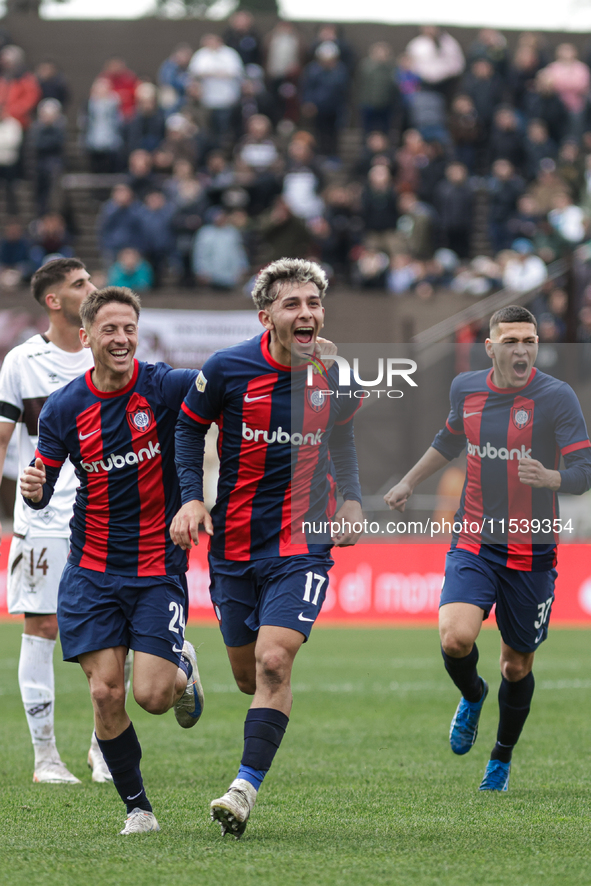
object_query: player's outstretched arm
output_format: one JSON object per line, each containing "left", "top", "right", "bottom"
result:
{"left": 170, "top": 500, "right": 213, "bottom": 551}
{"left": 384, "top": 446, "right": 450, "bottom": 512}
{"left": 332, "top": 499, "right": 364, "bottom": 546}
{"left": 20, "top": 457, "right": 47, "bottom": 504}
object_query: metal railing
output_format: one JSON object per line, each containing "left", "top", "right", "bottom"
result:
{"left": 412, "top": 258, "right": 569, "bottom": 348}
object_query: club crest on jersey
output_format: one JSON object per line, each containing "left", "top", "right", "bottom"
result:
{"left": 196, "top": 371, "right": 207, "bottom": 392}
{"left": 307, "top": 385, "right": 328, "bottom": 413}
{"left": 512, "top": 407, "right": 532, "bottom": 430}
{"left": 127, "top": 406, "right": 153, "bottom": 434}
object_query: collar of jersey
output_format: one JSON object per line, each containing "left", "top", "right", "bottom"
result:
{"left": 85, "top": 358, "right": 139, "bottom": 398}
{"left": 486, "top": 366, "right": 537, "bottom": 393}
{"left": 260, "top": 330, "right": 311, "bottom": 374}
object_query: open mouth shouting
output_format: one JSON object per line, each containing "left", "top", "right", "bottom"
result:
{"left": 512, "top": 359, "right": 529, "bottom": 380}
{"left": 293, "top": 326, "right": 315, "bottom": 346}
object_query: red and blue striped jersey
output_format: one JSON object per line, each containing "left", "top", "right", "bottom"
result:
{"left": 432, "top": 367, "right": 591, "bottom": 571}
{"left": 28, "top": 360, "right": 197, "bottom": 576}
{"left": 176, "top": 331, "right": 362, "bottom": 561}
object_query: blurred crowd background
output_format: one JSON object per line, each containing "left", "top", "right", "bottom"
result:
{"left": 1, "top": 19, "right": 591, "bottom": 342}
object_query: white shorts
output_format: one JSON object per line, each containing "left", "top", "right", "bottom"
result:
{"left": 7, "top": 533, "right": 69, "bottom": 615}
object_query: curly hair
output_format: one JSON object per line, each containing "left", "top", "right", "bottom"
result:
{"left": 251, "top": 258, "right": 328, "bottom": 310}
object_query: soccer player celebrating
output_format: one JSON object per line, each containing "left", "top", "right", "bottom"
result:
{"left": 171, "top": 257, "right": 363, "bottom": 838}
{"left": 20, "top": 286, "right": 204, "bottom": 835}
{"left": 0, "top": 258, "right": 112, "bottom": 784}
{"left": 385, "top": 305, "right": 591, "bottom": 791}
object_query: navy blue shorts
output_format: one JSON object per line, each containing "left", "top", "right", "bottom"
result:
{"left": 440, "top": 549, "right": 557, "bottom": 653}
{"left": 57, "top": 562, "right": 188, "bottom": 665}
{"left": 208, "top": 552, "right": 334, "bottom": 648}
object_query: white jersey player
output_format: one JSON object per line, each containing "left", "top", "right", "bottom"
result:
{"left": 0, "top": 258, "right": 115, "bottom": 784}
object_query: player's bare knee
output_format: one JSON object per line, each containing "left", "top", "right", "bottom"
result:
{"left": 90, "top": 680, "right": 125, "bottom": 715}
{"left": 134, "top": 686, "right": 171, "bottom": 715}
{"left": 231, "top": 663, "right": 256, "bottom": 693}
{"left": 440, "top": 631, "right": 473, "bottom": 658}
{"left": 256, "top": 647, "right": 290, "bottom": 686}
{"left": 235, "top": 674, "right": 256, "bottom": 695}
{"left": 24, "top": 613, "right": 58, "bottom": 641}
{"left": 500, "top": 659, "right": 531, "bottom": 682}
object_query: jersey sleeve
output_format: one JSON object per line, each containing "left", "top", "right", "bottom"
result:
{"left": 431, "top": 375, "right": 467, "bottom": 460}
{"left": 178, "top": 353, "right": 225, "bottom": 428}
{"left": 328, "top": 419, "right": 362, "bottom": 503}
{"left": 553, "top": 383, "right": 591, "bottom": 495}
{"left": 23, "top": 396, "right": 67, "bottom": 510}
{"left": 157, "top": 366, "right": 200, "bottom": 413}
{"left": 175, "top": 353, "right": 226, "bottom": 504}
{"left": 0, "top": 348, "right": 24, "bottom": 423}
{"left": 553, "top": 382, "right": 591, "bottom": 456}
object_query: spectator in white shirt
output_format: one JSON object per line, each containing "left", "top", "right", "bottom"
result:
{"left": 189, "top": 34, "right": 244, "bottom": 140}
{"left": 548, "top": 191, "right": 588, "bottom": 244}
{"left": 502, "top": 238, "right": 548, "bottom": 292}
{"left": 0, "top": 110, "right": 21, "bottom": 215}
{"left": 405, "top": 26, "right": 465, "bottom": 101}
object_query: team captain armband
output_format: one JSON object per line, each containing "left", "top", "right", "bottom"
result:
{"left": 0, "top": 400, "right": 21, "bottom": 422}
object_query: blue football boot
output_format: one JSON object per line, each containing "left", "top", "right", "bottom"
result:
{"left": 449, "top": 678, "right": 489, "bottom": 755}
{"left": 479, "top": 759, "right": 511, "bottom": 792}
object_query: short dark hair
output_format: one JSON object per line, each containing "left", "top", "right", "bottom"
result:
{"left": 80, "top": 286, "right": 141, "bottom": 330}
{"left": 31, "top": 257, "right": 86, "bottom": 305}
{"left": 490, "top": 305, "right": 537, "bottom": 333}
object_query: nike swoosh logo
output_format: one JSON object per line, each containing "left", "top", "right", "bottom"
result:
{"left": 298, "top": 612, "right": 315, "bottom": 622}
{"left": 244, "top": 394, "right": 269, "bottom": 402}
{"left": 189, "top": 681, "right": 202, "bottom": 718}
{"left": 79, "top": 429, "right": 99, "bottom": 440}
{"left": 463, "top": 411, "right": 481, "bottom": 418}
{"left": 172, "top": 644, "right": 183, "bottom": 653}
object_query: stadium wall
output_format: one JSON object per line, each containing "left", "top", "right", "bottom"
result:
{"left": 1, "top": 537, "right": 591, "bottom": 625}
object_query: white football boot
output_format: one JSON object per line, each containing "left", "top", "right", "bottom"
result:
{"left": 33, "top": 745, "right": 81, "bottom": 784}
{"left": 210, "top": 778, "right": 257, "bottom": 838}
{"left": 119, "top": 808, "right": 160, "bottom": 835}
{"left": 174, "top": 640, "right": 204, "bottom": 728}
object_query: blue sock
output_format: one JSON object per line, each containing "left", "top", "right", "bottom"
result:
{"left": 178, "top": 653, "right": 192, "bottom": 681}
{"left": 237, "top": 764, "right": 267, "bottom": 791}
{"left": 96, "top": 722, "right": 152, "bottom": 814}
{"left": 237, "top": 708, "right": 289, "bottom": 791}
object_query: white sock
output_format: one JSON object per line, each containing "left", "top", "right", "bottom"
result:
{"left": 18, "top": 634, "right": 58, "bottom": 762}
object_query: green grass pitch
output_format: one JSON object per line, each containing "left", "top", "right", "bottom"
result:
{"left": 1, "top": 622, "right": 590, "bottom": 886}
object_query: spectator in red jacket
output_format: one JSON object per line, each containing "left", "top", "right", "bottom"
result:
{"left": 100, "top": 56, "right": 140, "bottom": 119}
{"left": 0, "top": 45, "right": 41, "bottom": 129}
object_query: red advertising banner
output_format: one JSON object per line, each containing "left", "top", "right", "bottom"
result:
{"left": 317, "top": 543, "right": 591, "bottom": 625}
{"left": 1, "top": 537, "right": 591, "bottom": 625}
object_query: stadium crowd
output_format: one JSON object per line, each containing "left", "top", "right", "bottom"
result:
{"left": 2, "top": 21, "right": 591, "bottom": 338}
